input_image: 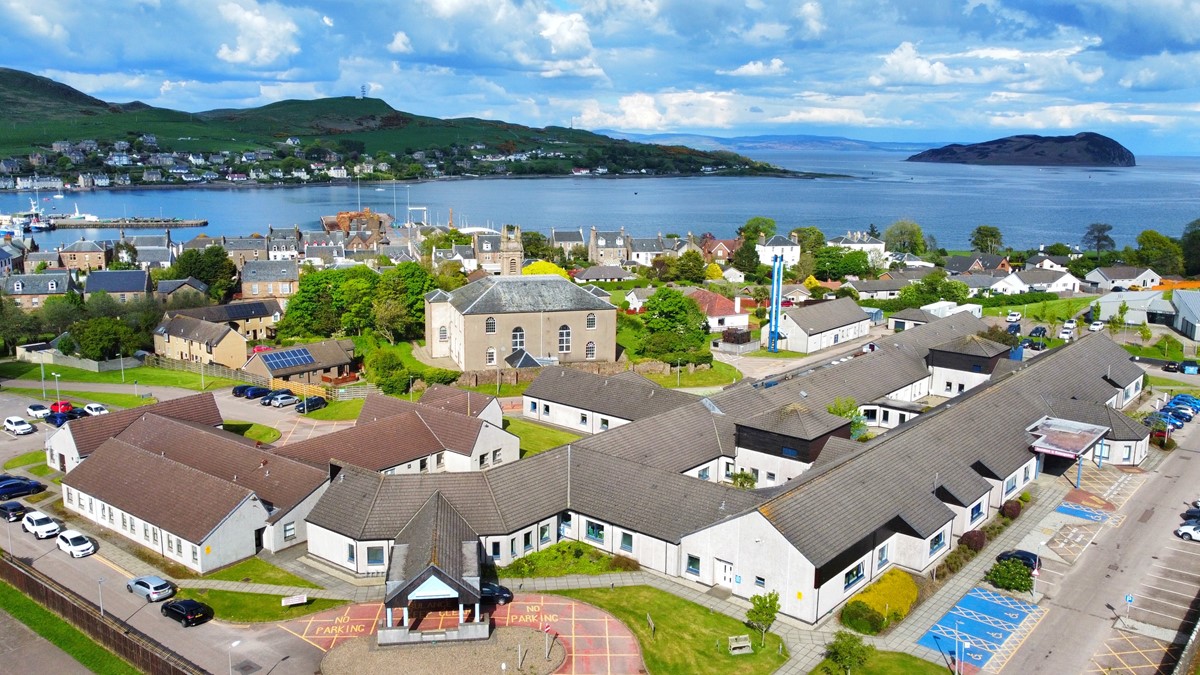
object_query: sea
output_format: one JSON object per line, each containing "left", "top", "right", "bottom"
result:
{"left": 5, "top": 149, "right": 1200, "bottom": 251}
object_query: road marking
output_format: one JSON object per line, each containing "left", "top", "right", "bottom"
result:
{"left": 1139, "top": 582, "right": 1198, "bottom": 600}
{"left": 93, "top": 554, "right": 132, "bottom": 577}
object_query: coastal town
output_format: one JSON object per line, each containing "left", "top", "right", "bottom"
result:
{"left": 0, "top": 192, "right": 1193, "bottom": 674}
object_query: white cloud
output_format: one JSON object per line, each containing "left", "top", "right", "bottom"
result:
{"left": 574, "top": 90, "right": 739, "bottom": 130}
{"left": 740, "top": 21, "right": 788, "bottom": 42}
{"left": 718, "top": 58, "right": 788, "bottom": 77}
{"left": 388, "top": 31, "right": 413, "bottom": 54}
{"left": 795, "top": 2, "right": 825, "bottom": 38}
{"left": 5, "top": 4, "right": 69, "bottom": 42}
{"left": 987, "top": 103, "right": 1164, "bottom": 129}
{"left": 537, "top": 12, "right": 592, "bottom": 57}
{"left": 869, "top": 42, "right": 1011, "bottom": 86}
{"left": 322, "top": 15, "right": 333, "bottom": 27}
{"left": 215, "top": 1, "right": 300, "bottom": 67}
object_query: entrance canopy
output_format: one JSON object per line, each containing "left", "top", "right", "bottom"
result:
{"left": 1027, "top": 416, "right": 1109, "bottom": 459}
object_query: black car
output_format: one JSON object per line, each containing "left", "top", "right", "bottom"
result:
{"left": 64, "top": 409, "right": 90, "bottom": 420}
{"left": 0, "top": 501, "right": 26, "bottom": 522}
{"left": 995, "top": 549, "right": 1041, "bottom": 570}
{"left": 1028, "top": 340, "right": 1046, "bottom": 351}
{"left": 1029, "top": 326, "right": 1048, "bottom": 338}
{"left": 1183, "top": 508, "right": 1200, "bottom": 521}
{"left": 1007, "top": 323, "right": 1021, "bottom": 335}
{"left": 296, "top": 396, "right": 327, "bottom": 414}
{"left": 1164, "top": 362, "right": 1181, "bottom": 373}
{"left": 260, "top": 389, "right": 292, "bottom": 405}
{"left": 161, "top": 599, "right": 213, "bottom": 627}
{"left": 480, "top": 581, "right": 513, "bottom": 605}
{"left": 231, "top": 384, "right": 252, "bottom": 397}
{"left": 243, "top": 386, "right": 271, "bottom": 399}
{"left": 0, "top": 479, "right": 44, "bottom": 500}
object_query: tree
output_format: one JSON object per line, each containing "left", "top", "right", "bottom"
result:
{"left": 676, "top": 250, "right": 706, "bottom": 283}
{"left": 1138, "top": 321, "right": 1153, "bottom": 344}
{"left": 866, "top": 223, "right": 881, "bottom": 239}
{"left": 824, "top": 630, "right": 875, "bottom": 675}
{"left": 789, "top": 251, "right": 816, "bottom": 282}
{"left": 1082, "top": 222, "right": 1116, "bottom": 260}
{"left": 1044, "top": 242, "right": 1072, "bottom": 256}
{"left": 814, "top": 246, "right": 846, "bottom": 281}
{"left": 731, "top": 239, "right": 761, "bottom": 276}
{"left": 0, "top": 297, "right": 38, "bottom": 355}
{"left": 337, "top": 277, "right": 377, "bottom": 335}
{"left": 827, "top": 397, "right": 866, "bottom": 438}
{"left": 738, "top": 216, "right": 776, "bottom": 242}
{"left": 85, "top": 290, "right": 122, "bottom": 319}
{"left": 1182, "top": 218, "right": 1200, "bottom": 276}
{"left": 705, "top": 262, "right": 724, "bottom": 280}
{"left": 374, "top": 262, "right": 434, "bottom": 341}
{"left": 520, "top": 230, "right": 555, "bottom": 261}
{"left": 642, "top": 288, "right": 708, "bottom": 354}
{"left": 790, "top": 226, "right": 827, "bottom": 253}
{"left": 745, "top": 591, "right": 780, "bottom": 647}
{"left": 372, "top": 297, "right": 409, "bottom": 344}
{"left": 837, "top": 250, "right": 872, "bottom": 279}
{"left": 883, "top": 219, "right": 925, "bottom": 255}
{"left": 69, "top": 317, "right": 139, "bottom": 360}
{"left": 970, "top": 225, "right": 1004, "bottom": 254}
{"left": 522, "top": 260, "right": 570, "bottom": 279}
{"left": 1135, "top": 229, "right": 1184, "bottom": 276}
{"left": 165, "top": 246, "right": 237, "bottom": 300}
{"left": 979, "top": 325, "right": 1020, "bottom": 347}
{"left": 730, "top": 470, "right": 757, "bottom": 489}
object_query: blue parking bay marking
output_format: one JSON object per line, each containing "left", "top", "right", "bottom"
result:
{"left": 1056, "top": 501, "right": 1110, "bottom": 522}
{"left": 918, "top": 587, "right": 1041, "bottom": 668}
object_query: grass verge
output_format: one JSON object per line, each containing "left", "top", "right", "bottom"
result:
{"left": 0, "top": 361, "right": 235, "bottom": 391}
{"left": 809, "top": 651, "right": 947, "bottom": 674}
{"left": 502, "top": 417, "right": 581, "bottom": 458}
{"left": 303, "top": 398, "right": 363, "bottom": 421}
{"left": 460, "top": 381, "right": 531, "bottom": 397}
{"left": 27, "top": 464, "right": 54, "bottom": 477}
{"left": 3, "top": 450, "right": 44, "bottom": 470}
{"left": 3, "top": 388, "right": 158, "bottom": 410}
{"left": 643, "top": 360, "right": 744, "bottom": 387}
{"left": 174, "top": 588, "right": 345, "bottom": 622}
{"left": 222, "top": 420, "right": 282, "bottom": 444}
{"left": 500, "top": 541, "right": 638, "bottom": 577}
{"left": 205, "top": 558, "right": 321, "bottom": 589}
{"left": 0, "top": 578, "right": 140, "bottom": 675}
{"left": 553, "top": 585, "right": 788, "bottom": 675}
{"left": 740, "top": 348, "right": 807, "bottom": 359}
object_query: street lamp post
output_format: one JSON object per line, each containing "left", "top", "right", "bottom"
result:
{"left": 118, "top": 352, "right": 124, "bottom": 383}
{"left": 39, "top": 351, "right": 46, "bottom": 399}
{"left": 676, "top": 358, "right": 682, "bottom": 387}
{"left": 97, "top": 578, "right": 105, "bottom": 618}
{"left": 51, "top": 372, "right": 61, "bottom": 402}
{"left": 955, "top": 620, "right": 961, "bottom": 675}
{"left": 228, "top": 640, "right": 241, "bottom": 675}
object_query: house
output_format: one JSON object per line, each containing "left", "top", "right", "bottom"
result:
{"left": 680, "top": 287, "right": 750, "bottom": 330}
{"left": 1085, "top": 266, "right": 1161, "bottom": 292}
{"left": 721, "top": 266, "right": 745, "bottom": 283}
{"left": 843, "top": 278, "right": 910, "bottom": 300}
{"left": 1011, "top": 269, "right": 1081, "bottom": 294}
{"left": 627, "top": 235, "right": 684, "bottom": 266}
{"left": 4, "top": 272, "right": 79, "bottom": 310}
{"left": 242, "top": 339, "right": 356, "bottom": 386}
{"left": 156, "top": 276, "right": 209, "bottom": 304}
{"left": 61, "top": 414, "right": 328, "bottom": 573}
{"left": 623, "top": 287, "right": 655, "bottom": 312}
{"left": 1173, "top": 290, "right": 1200, "bottom": 340}
{"left": 1090, "top": 291, "right": 1176, "bottom": 326}
{"left": 828, "top": 231, "right": 886, "bottom": 257}
{"left": 702, "top": 238, "right": 739, "bottom": 265}
{"left": 550, "top": 228, "right": 585, "bottom": 257}
{"left": 587, "top": 227, "right": 627, "bottom": 266}
{"left": 167, "top": 299, "right": 282, "bottom": 341}
{"left": 223, "top": 236, "right": 269, "bottom": 269}
{"left": 943, "top": 254, "right": 1011, "bottom": 276}
{"left": 425, "top": 275, "right": 618, "bottom": 371}
{"left": 756, "top": 234, "right": 801, "bottom": 266}
{"left": 22, "top": 250, "right": 61, "bottom": 274}
{"left": 240, "top": 260, "right": 299, "bottom": 309}
{"left": 153, "top": 314, "right": 248, "bottom": 368}
{"left": 523, "top": 368, "right": 697, "bottom": 434}
{"left": 59, "top": 239, "right": 111, "bottom": 272}
{"left": 889, "top": 252, "right": 936, "bottom": 268}
{"left": 767, "top": 297, "right": 872, "bottom": 353}
{"left": 418, "top": 385, "right": 503, "bottom": 428}
{"left": 574, "top": 266, "right": 634, "bottom": 283}
{"left": 1026, "top": 254, "right": 1069, "bottom": 272}
{"left": 474, "top": 226, "right": 523, "bottom": 276}
{"left": 887, "top": 307, "right": 941, "bottom": 332}
{"left": 780, "top": 284, "right": 812, "bottom": 305}
{"left": 83, "top": 269, "right": 151, "bottom": 303}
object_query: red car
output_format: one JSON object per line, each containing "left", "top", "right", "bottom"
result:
{"left": 50, "top": 401, "right": 72, "bottom": 414}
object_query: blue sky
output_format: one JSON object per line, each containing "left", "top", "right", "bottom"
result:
{"left": 4, "top": 0, "right": 1200, "bottom": 155}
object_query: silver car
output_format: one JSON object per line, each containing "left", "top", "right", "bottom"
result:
{"left": 271, "top": 394, "right": 300, "bottom": 408}
{"left": 127, "top": 575, "right": 175, "bottom": 602}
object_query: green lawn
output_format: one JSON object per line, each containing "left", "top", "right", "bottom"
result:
{"left": 500, "top": 541, "right": 635, "bottom": 577}
{"left": 174, "top": 588, "right": 345, "bottom": 622}
{"left": 0, "top": 361, "right": 236, "bottom": 391}
{"left": 1125, "top": 340, "right": 1192, "bottom": 362}
{"left": 304, "top": 398, "right": 364, "bottom": 421}
{"left": 980, "top": 297, "right": 1091, "bottom": 320}
{"left": 27, "top": 464, "right": 55, "bottom": 477}
{"left": 204, "top": 558, "right": 321, "bottom": 589}
{"left": 3, "top": 450, "right": 44, "bottom": 469}
{"left": 503, "top": 416, "right": 582, "bottom": 457}
{"left": 222, "top": 420, "right": 282, "bottom": 444}
{"left": 643, "top": 360, "right": 744, "bottom": 388}
{"left": 740, "top": 348, "right": 807, "bottom": 359}
{"left": 460, "top": 380, "right": 531, "bottom": 397}
{"left": 0, "top": 579, "right": 140, "bottom": 675}
{"left": 3, "top": 387, "right": 157, "bottom": 409}
{"left": 553, "top": 586, "right": 788, "bottom": 675}
{"left": 809, "top": 651, "right": 947, "bottom": 674}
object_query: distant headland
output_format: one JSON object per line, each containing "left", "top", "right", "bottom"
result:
{"left": 905, "top": 132, "right": 1136, "bottom": 167}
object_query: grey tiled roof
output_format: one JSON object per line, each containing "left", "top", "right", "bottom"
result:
{"left": 1015, "top": 268, "right": 1072, "bottom": 285}
{"left": 85, "top": 270, "right": 149, "bottom": 294}
{"left": 846, "top": 278, "right": 909, "bottom": 293}
{"left": 930, "top": 334, "right": 1009, "bottom": 358}
{"left": 889, "top": 308, "right": 941, "bottom": 324}
{"left": 224, "top": 237, "right": 268, "bottom": 251}
{"left": 574, "top": 266, "right": 633, "bottom": 281}
{"left": 762, "top": 235, "right": 799, "bottom": 248}
{"left": 390, "top": 492, "right": 480, "bottom": 600}
{"left": 570, "top": 400, "right": 735, "bottom": 473}
{"left": 551, "top": 229, "right": 584, "bottom": 244}
{"left": 242, "top": 260, "right": 298, "bottom": 282}
{"left": 156, "top": 277, "right": 208, "bottom": 295}
{"left": 780, "top": 297, "right": 870, "bottom": 335}
{"left": 170, "top": 300, "right": 281, "bottom": 323}
{"left": 5, "top": 272, "right": 75, "bottom": 295}
{"left": 1092, "top": 266, "right": 1154, "bottom": 282}
{"left": 738, "top": 402, "right": 849, "bottom": 441}
{"left": 248, "top": 339, "right": 351, "bottom": 376}
{"left": 524, "top": 367, "right": 697, "bottom": 422}
{"left": 439, "top": 275, "right": 614, "bottom": 314}
{"left": 154, "top": 315, "right": 235, "bottom": 348}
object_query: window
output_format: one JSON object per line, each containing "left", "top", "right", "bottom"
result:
{"left": 1004, "top": 475, "right": 1017, "bottom": 495}
{"left": 485, "top": 347, "right": 496, "bottom": 365}
{"left": 493, "top": 449, "right": 502, "bottom": 464}
{"left": 512, "top": 327, "right": 525, "bottom": 350}
{"left": 485, "top": 316, "right": 496, "bottom": 333}
{"left": 585, "top": 521, "right": 605, "bottom": 543}
{"left": 347, "top": 544, "right": 356, "bottom": 563}
{"left": 491, "top": 541, "right": 501, "bottom": 559}
{"left": 438, "top": 326, "right": 448, "bottom": 342}
{"left": 524, "top": 532, "right": 533, "bottom": 551}
{"left": 543, "top": 404, "right": 550, "bottom": 415}
{"left": 12, "top": 282, "right": 20, "bottom": 292}
{"left": 782, "top": 447, "right": 799, "bottom": 458}
{"left": 367, "top": 546, "right": 385, "bottom": 566}
{"left": 586, "top": 313, "right": 597, "bottom": 329}
{"left": 580, "top": 413, "right": 588, "bottom": 426}
{"left": 958, "top": 383, "right": 965, "bottom": 393}
{"left": 192, "top": 545, "right": 198, "bottom": 563}
{"left": 698, "top": 467, "right": 710, "bottom": 480}
{"left": 877, "top": 544, "right": 889, "bottom": 569}
{"left": 284, "top": 522, "right": 296, "bottom": 541}
{"left": 945, "top": 381, "right": 953, "bottom": 392}
{"left": 280, "top": 283, "right": 291, "bottom": 294}
{"left": 970, "top": 502, "right": 984, "bottom": 523}
{"left": 600, "top": 418, "right": 609, "bottom": 431}
{"left": 751, "top": 468, "right": 759, "bottom": 482}
{"left": 530, "top": 400, "right": 537, "bottom": 412}
{"left": 143, "top": 523, "right": 150, "bottom": 541}
{"left": 1024, "top": 465, "right": 1031, "bottom": 482}
{"left": 844, "top": 562, "right": 865, "bottom": 589}
{"left": 755, "top": 576, "right": 766, "bottom": 588}
{"left": 971, "top": 364, "right": 983, "bottom": 373}
{"left": 509, "top": 259, "right": 517, "bottom": 274}
{"left": 766, "top": 472, "right": 776, "bottom": 482}
{"left": 152, "top": 528, "right": 159, "bottom": 544}
{"left": 65, "top": 488, "right": 73, "bottom": 504}
{"left": 882, "top": 410, "right": 890, "bottom": 423}
{"left": 686, "top": 555, "right": 701, "bottom": 575}
{"left": 539, "top": 524, "right": 551, "bottom": 543}
{"left": 585, "top": 341, "right": 596, "bottom": 360}
{"left": 621, "top": 532, "right": 633, "bottom": 552}
{"left": 929, "top": 531, "right": 947, "bottom": 555}
{"left": 510, "top": 538, "right": 517, "bottom": 556}
{"left": 479, "top": 454, "right": 488, "bottom": 468}
{"left": 724, "top": 462, "right": 733, "bottom": 479}
{"left": 1123, "top": 445, "right": 1132, "bottom": 461}
{"left": 558, "top": 325, "right": 571, "bottom": 353}
{"left": 121, "top": 513, "right": 127, "bottom": 529}
{"left": 251, "top": 283, "right": 259, "bottom": 295}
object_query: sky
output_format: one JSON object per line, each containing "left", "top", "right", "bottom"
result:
{"left": 4, "top": 0, "right": 1200, "bottom": 155}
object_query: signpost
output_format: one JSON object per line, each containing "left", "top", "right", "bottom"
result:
{"left": 1125, "top": 593, "right": 1134, "bottom": 618}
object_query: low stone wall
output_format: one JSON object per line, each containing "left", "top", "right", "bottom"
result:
{"left": 15, "top": 344, "right": 140, "bottom": 373}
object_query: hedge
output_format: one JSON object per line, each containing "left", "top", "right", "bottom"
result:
{"left": 841, "top": 568, "right": 919, "bottom": 634}
{"left": 840, "top": 600, "right": 886, "bottom": 635}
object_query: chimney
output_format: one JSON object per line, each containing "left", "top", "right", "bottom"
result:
{"left": 735, "top": 296, "right": 741, "bottom": 313}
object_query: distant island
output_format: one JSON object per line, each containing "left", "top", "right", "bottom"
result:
{"left": 905, "top": 132, "right": 1136, "bottom": 167}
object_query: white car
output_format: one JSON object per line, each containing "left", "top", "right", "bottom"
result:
{"left": 83, "top": 403, "right": 109, "bottom": 416}
{"left": 1005, "top": 312, "right": 1022, "bottom": 323}
{"left": 56, "top": 530, "right": 95, "bottom": 557}
{"left": 1058, "top": 328, "right": 1074, "bottom": 340}
{"left": 21, "top": 510, "right": 59, "bottom": 539}
{"left": 1089, "top": 321, "right": 1104, "bottom": 332}
{"left": 3, "top": 416, "right": 33, "bottom": 435}
{"left": 1063, "top": 319, "right": 1078, "bottom": 330}
{"left": 1178, "top": 523, "right": 1200, "bottom": 541}
{"left": 26, "top": 404, "right": 50, "bottom": 419}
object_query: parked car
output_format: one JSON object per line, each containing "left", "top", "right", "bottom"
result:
{"left": 1177, "top": 524, "right": 1200, "bottom": 541}
{"left": 252, "top": 345, "right": 274, "bottom": 353}
{"left": 231, "top": 384, "right": 252, "bottom": 397}
{"left": 64, "top": 409, "right": 90, "bottom": 421}
{"left": 3, "top": 416, "right": 33, "bottom": 435}
{"left": 1169, "top": 398, "right": 1199, "bottom": 411}
{"left": 1146, "top": 413, "right": 1184, "bottom": 430}
{"left": 127, "top": 575, "right": 175, "bottom": 603}
{"left": 243, "top": 387, "right": 271, "bottom": 399}
{"left": 43, "top": 412, "right": 70, "bottom": 428}
{"left": 995, "top": 549, "right": 1041, "bottom": 570}
{"left": 1089, "top": 321, "right": 1104, "bottom": 332}
{"left": 1029, "top": 326, "right": 1048, "bottom": 338}
{"left": 260, "top": 389, "right": 292, "bottom": 406}
{"left": 296, "top": 396, "right": 327, "bottom": 414}
{"left": 1164, "top": 362, "right": 1181, "bottom": 372}
{"left": 0, "top": 501, "right": 26, "bottom": 522}
{"left": 1162, "top": 407, "right": 1194, "bottom": 422}
{"left": 1007, "top": 323, "right": 1021, "bottom": 335}
{"left": 1174, "top": 394, "right": 1200, "bottom": 405}
{"left": 1063, "top": 319, "right": 1078, "bottom": 330}
{"left": 1182, "top": 508, "right": 1200, "bottom": 521}
{"left": 480, "top": 581, "right": 513, "bottom": 605}
{"left": 1112, "top": 286, "right": 1127, "bottom": 292}
{"left": 21, "top": 510, "right": 59, "bottom": 539}
{"left": 25, "top": 404, "right": 49, "bottom": 419}
{"left": 56, "top": 530, "right": 95, "bottom": 558}
{"left": 1058, "top": 328, "right": 1074, "bottom": 340}
{"left": 83, "top": 403, "right": 109, "bottom": 416}
{"left": 1005, "top": 311, "right": 1022, "bottom": 322}
{"left": 0, "top": 479, "right": 44, "bottom": 500}
{"left": 161, "top": 599, "right": 214, "bottom": 627}
{"left": 49, "top": 400, "right": 72, "bottom": 413}
{"left": 271, "top": 394, "right": 299, "bottom": 408}
{"left": 1028, "top": 340, "right": 1047, "bottom": 351}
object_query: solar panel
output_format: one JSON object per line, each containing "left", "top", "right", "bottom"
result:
{"left": 260, "top": 347, "right": 315, "bottom": 371}
{"left": 221, "top": 302, "right": 265, "bottom": 321}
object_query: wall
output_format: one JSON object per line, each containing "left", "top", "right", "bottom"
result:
{"left": 733, "top": 446, "right": 812, "bottom": 486}
{"left": 16, "top": 347, "right": 140, "bottom": 374}
{"left": 522, "top": 395, "right": 628, "bottom": 434}
{"left": 930, "top": 365, "right": 992, "bottom": 398}
{"left": 261, "top": 482, "right": 329, "bottom": 553}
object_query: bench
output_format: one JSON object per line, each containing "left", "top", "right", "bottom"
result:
{"left": 728, "top": 634, "right": 753, "bottom": 655}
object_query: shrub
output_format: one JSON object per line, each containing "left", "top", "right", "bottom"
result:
{"left": 1001, "top": 499, "right": 1022, "bottom": 520}
{"left": 1019, "top": 491, "right": 1032, "bottom": 504}
{"left": 850, "top": 569, "right": 919, "bottom": 625}
{"left": 840, "top": 600, "right": 886, "bottom": 635}
{"left": 611, "top": 555, "right": 640, "bottom": 571}
{"left": 960, "top": 530, "right": 987, "bottom": 552}
{"left": 422, "top": 367, "right": 461, "bottom": 385}
{"left": 982, "top": 521, "right": 1006, "bottom": 539}
{"left": 986, "top": 559, "right": 1033, "bottom": 592}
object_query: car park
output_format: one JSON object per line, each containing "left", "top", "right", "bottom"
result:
{"left": 3, "top": 416, "right": 33, "bottom": 435}
{"left": 0, "top": 501, "right": 26, "bottom": 522}
{"left": 1029, "top": 326, "right": 1048, "bottom": 338}
{"left": 1005, "top": 311, "right": 1022, "bottom": 322}
{"left": 243, "top": 387, "right": 271, "bottom": 399}
{"left": 55, "top": 530, "right": 95, "bottom": 557}
{"left": 1089, "top": 321, "right": 1104, "bottom": 332}
{"left": 83, "top": 403, "right": 109, "bottom": 416}
{"left": 296, "top": 396, "right": 327, "bottom": 414}
{"left": 49, "top": 400, "right": 72, "bottom": 413}
{"left": 21, "top": 510, "right": 59, "bottom": 539}
{"left": 1170, "top": 398, "right": 1198, "bottom": 410}
{"left": 996, "top": 549, "right": 1041, "bottom": 570}
{"left": 231, "top": 384, "right": 252, "bottom": 397}
{"left": 480, "top": 581, "right": 513, "bottom": 605}
{"left": 1164, "top": 362, "right": 1181, "bottom": 372}
{"left": 1063, "top": 319, "right": 1078, "bottom": 330}
{"left": 1178, "top": 524, "right": 1200, "bottom": 541}
{"left": 0, "top": 479, "right": 44, "bottom": 500}
{"left": 25, "top": 404, "right": 49, "bottom": 419}
{"left": 271, "top": 394, "right": 299, "bottom": 408}
{"left": 127, "top": 575, "right": 175, "bottom": 603}
{"left": 161, "top": 599, "right": 213, "bottom": 627}
{"left": 260, "top": 389, "right": 292, "bottom": 406}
